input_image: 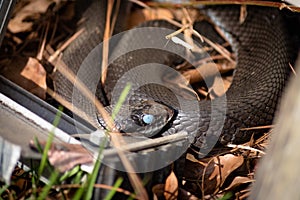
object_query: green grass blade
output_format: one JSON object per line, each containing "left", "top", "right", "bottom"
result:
{"left": 0, "top": 185, "right": 8, "bottom": 197}
{"left": 37, "top": 170, "right": 60, "bottom": 200}
{"left": 59, "top": 165, "right": 81, "bottom": 182}
{"left": 84, "top": 137, "right": 108, "bottom": 200}
{"left": 111, "top": 83, "right": 131, "bottom": 120}
{"left": 104, "top": 177, "right": 123, "bottom": 200}
{"left": 72, "top": 170, "right": 85, "bottom": 184}
{"left": 218, "top": 192, "right": 233, "bottom": 200}
{"left": 38, "top": 106, "right": 63, "bottom": 178}
{"left": 72, "top": 185, "right": 85, "bottom": 200}
{"left": 75, "top": 83, "right": 132, "bottom": 199}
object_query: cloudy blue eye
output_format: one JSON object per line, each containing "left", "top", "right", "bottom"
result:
{"left": 142, "top": 114, "right": 154, "bottom": 125}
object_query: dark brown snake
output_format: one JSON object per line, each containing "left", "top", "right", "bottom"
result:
{"left": 54, "top": 0, "right": 295, "bottom": 152}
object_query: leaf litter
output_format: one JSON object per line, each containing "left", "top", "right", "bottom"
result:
{"left": 0, "top": 0, "right": 273, "bottom": 199}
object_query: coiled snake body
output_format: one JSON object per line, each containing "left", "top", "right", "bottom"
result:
{"left": 54, "top": 1, "right": 294, "bottom": 151}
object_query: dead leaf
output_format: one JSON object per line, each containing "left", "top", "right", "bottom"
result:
{"left": 208, "top": 154, "right": 244, "bottom": 190}
{"left": 224, "top": 176, "right": 253, "bottom": 191}
{"left": 8, "top": 0, "right": 56, "bottom": 33}
{"left": 152, "top": 184, "right": 165, "bottom": 200}
{"left": 0, "top": 56, "right": 46, "bottom": 99}
{"left": 235, "top": 188, "right": 251, "bottom": 200}
{"left": 20, "top": 57, "right": 47, "bottom": 98}
{"left": 128, "top": 8, "right": 173, "bottom": 29}
{"left": 30, "top": 140, "right": 94, "bottom": 172}
{"left": 164, "top": 171, "right": 178, "bottom": 200}
{"left": 184, "top": 153, "right": 244, "bottom": 195}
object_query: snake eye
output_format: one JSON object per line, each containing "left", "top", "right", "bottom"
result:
{"left": 130, "top": 110, "right": 153, "bottom": 126}
{"left": 142, "top": 114, "right": 154, "bottom": 125}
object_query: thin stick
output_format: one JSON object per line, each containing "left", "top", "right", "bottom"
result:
{"left": 110, "top": 0, "right": 121, "bottom": 36}
{"left": 227, "top": 144, "right": 265, "bottom": 155}
{"left": 101, "top": 1, "right": 149, "bottom": 199}
{"left": 240, "top": 125, "right": 273, "bottom": 131}
{"left": 54, "top": 59, "right": 116, "bottom": 132}
{"left": 289, "top": 63, "right": 297, "bottom": 76}
{"left": 53, "top": 183, "right": 135, "bottom": 198}
{"left": 103, "top": 132, "right": 188, "bottom": 157}
{"left": 147, "top": 0, "right": 300, "bottom": 12}
{"left": 46, "top": 88, "right": 98, "bottom": 128}
{"left": 164, "top": 18, "right": 235, "bottom": 64}
{"left": 129, "top": 0, "right": 150, "bottom": 8}
{"left": 49, "top": 28, "right": 85, "bottom": 65}
{"left": 50, "top": 54, "right": 148, "bottom": 199}
{"left": 37, "top": 22, "right": 50, "bottom": 61}
{"left": 202, "top": 36, "right": 235, "bottom": 64}
{"left": 165, "top": 24, "right": 190, "bottom": 39}
{"left": 101, "top": 0, "right": 114, "bottom": 85}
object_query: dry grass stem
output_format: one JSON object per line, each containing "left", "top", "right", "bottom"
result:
{"left": 240, "top": 125, "right": 273, "bottom": 131}
{"left": 182, "top": 8, "right": 193, "bottom": 25}
{"left": 184, "top": 62, "right": 235, "bottom": 84}
{"left": 101, "top": 1, "right": 149, "bottom": 198}
{"left": 49, "top": 15, "right": 59, "bottom": 45}
{"left": 198, "top": 88, "right": 209, "bottom": 97}
{"left": 110, "top": 135, "right": 149, "bottom": 200}
{"left": 51, "top": 54, "right": 149, "bottom": 200}
{"left": 164, "top": 16, "right": 235, "bottom": 64}
{"left": 239, "top": 5, "right": 247, "bottom": 23}
{"left": 254, "top": 130, "right": 271, "bottom": 145}
{"left": 147, "top": 0, "right": 300, "bottom": 12}
{"left": 202, "top": 36, "right": 236, "bottom": 64}
{"left": 193, "top": 52, "right": 235, "bottom": 66}
{"left": 53, "top": 59, "right": 116, "bottom": 132}
{"left": 289, "top": 63, "right": 297, "bottom": 76}
{"left": 103, "top": 132, "right": 188, "bottom": 156}
{"left": 165, "top": 24, "right": 190, "bottom": 40}
{"left": 110, "top": 0, "right": 121, "bottom": 36}
{"left": 49, "top": 28, "right": 84, "bottom": 65}
{"left": 53, "top": 183, "right": 136, "bottom": 198}
{"left": 42, "top": 2, "right": 149, "bottom": 197}
{"left": 227, "top": 144, "right": 265, "bottom": 155}
{"left": 101, "top": 0, "right": 113, "bottom": 85}
{"left": 46, "top": 88, "right": 98, "bottom": 128}
{"left": 164, "top": 18, "right": 204, "bottom": 42}
{"left": 129, "top": 0, "right": 150, "bottom": 9}
{"left": 37, "top": 22, "right": 50, "bottom": 60}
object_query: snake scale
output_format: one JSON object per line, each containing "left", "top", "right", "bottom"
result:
{"left": 54, "top": 0, "right": 295, "bottom": 151}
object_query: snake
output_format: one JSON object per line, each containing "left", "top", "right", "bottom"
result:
{"left": 54, "top": 0, "right": 295, "bottom": 152}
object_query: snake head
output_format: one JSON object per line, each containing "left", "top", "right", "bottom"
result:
{"left": 97, "top": 100, "right": 174, "bottom": 137}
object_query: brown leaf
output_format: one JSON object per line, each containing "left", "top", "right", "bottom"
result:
{"left": 8, "top": 0, "right": 56, "bottom": 33}
{"left": 164, "top": 171, "right": 178, "bottom": 200}
{"left": 128, "top": 8, "right": 173, "bottom": 29}
{"left": 20, "top": 57, "right": 46, "bottom": 99}
{"left": 184, "top": 153, "right": 244, "bottom": 195}
{"left": 30, "top": 140, "right": 93, "bottom": 172}
{"left": 152, "top": 184, "right": 165, "bottom": 200}
{"left": 224, "top": 176, "right": 253, "bottom": 191}
{"left": 1, "top": 56, "right": 46, "bottom": 99}
{"left": 208, "top": 154, "right": 244, "bottom": 189}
